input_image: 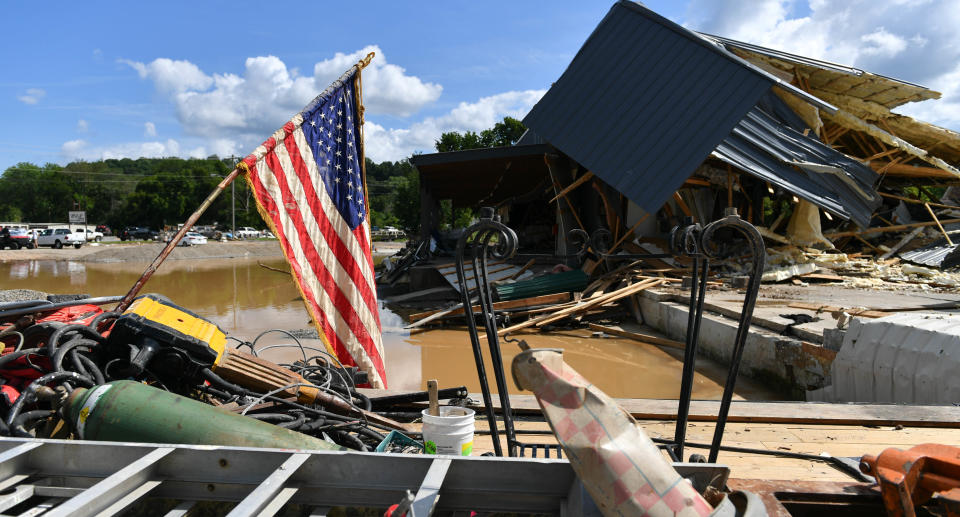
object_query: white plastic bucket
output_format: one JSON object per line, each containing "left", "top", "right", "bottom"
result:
{"left": 421, "top": 407, "right": 475, "bottom": 456}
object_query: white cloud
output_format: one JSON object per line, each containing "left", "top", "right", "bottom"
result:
{"left": 61, "top": 139, "right": 87, "bottom": 156}
{"left": 17, "top": 88, "right": 46, "bottom": 105}
{"left": 144, "top": 122, "right": 157, "bottom": 137}
{"left": 683, "top": 0, "right": 960, "bottom": 131}
{"left": 120, "top": 58, "right": 213, "bottom": 93}
{"left": 60, "top": 138, "right": 207, "bottom": 161}
{"left": 123, "top": 47, "right": 443, "bottom": 149}
{"left": 76, "top": 119, "right": 89, "bottom": 133}
{"left": 313, "top": 45, "right": 443, "bottom": 117}
{"left": 364, "top": 89, "right": 546, "bottom": 162}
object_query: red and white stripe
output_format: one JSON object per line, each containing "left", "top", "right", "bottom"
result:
{"left": 243, "top": 115, "right": 386, "bottom": 388}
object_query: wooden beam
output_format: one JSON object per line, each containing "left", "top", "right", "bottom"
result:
{"left": 493, "top": 278, "right": 664, "bottom": 337}
{"left": 587, "top": 323, "right": 685, "bottom": 350}
{"left": 408, "top": 292, "right": 572, "bottom": 323}
{"left": 870, "top": 162, "right": 958, "bottom": 179}
{"left": 608, "top": 214, "right": 651, "bottom": 255}
{"left": 864, "top": 148, "right": 902, "bottom": 162}
{"left": 548, "top": 171, "right": 593, "bottom": 203}
{"left": 825, "top": 218, "right": 960, "bottom": 238}
{"left": 925, "top": 203, "right": 955, "bottom": 246}
{"left": 672, "top": 191, "right": 693, "bottom": 219}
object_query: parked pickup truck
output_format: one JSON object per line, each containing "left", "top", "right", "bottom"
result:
{"left": 84, "top": 229, "right": 104, "bottom": 242}
{"left": 235, "top": 227, "right": 260, "bottom": 239}
{"left": 37, "top": 228, "right": 85, "bottom": 249}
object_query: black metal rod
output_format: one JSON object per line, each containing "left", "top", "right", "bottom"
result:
{"left": 673, "top": 255, "right": 710, "bottom": 459}
{"left": 368, "top": 387, "right": 468, "bottom": 409}
{"left": 704, "top": 216, "right": 765, "bottom": 463}
{"left": 455, "top": 239, "right": 502, "bottom": 457}
{"left": 476, "top": 229, "right": 518, "bottom": 457}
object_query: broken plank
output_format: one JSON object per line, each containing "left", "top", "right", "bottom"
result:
{"left": 533, "top": 278, "right": 663, "bottom": 328}
{"left": 407, "top": 293, "right": 572, "bottom": 323}
{"left": 548, "top": 171, "right": 593, "bottom": 204}
{"left": 587, "top": 323, "right": 685, "bottom": 350}
{"left": 879, "top": 226, "right": 924, "bottom": 260}
{"left": 798, "top": 272, "right": 844, "bottom": 282}
{"left": 492, "top": 278, "right": 664, "bottom": 337}
{"left": 358, "top": 390, "right": 960, "bottom": 428}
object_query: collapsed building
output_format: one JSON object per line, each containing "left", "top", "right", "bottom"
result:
{"left": 412, "top": 0, "right": 959, "bottom": 260}
{"left": 395, "top": 0, "right": 960, "bottom": 402}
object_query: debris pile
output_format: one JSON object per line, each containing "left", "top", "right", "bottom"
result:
{"left": 0, "top": 292, "right": 460, "bottom": 451}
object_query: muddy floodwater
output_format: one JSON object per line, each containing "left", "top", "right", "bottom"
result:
{"left": 1, "top": 257, "right": 780, "bottom": 400}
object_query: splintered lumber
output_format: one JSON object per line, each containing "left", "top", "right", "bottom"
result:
{"left": 494, "top": 278, "right": 664, "bottom": 337}
{"left": 879, "top": 226, "right": 924, "bottom": 260}
{"left": 879, "top": 192, "right": 959, "bottom": 211}
{"left": 534, "top": 278, "right": 664, "bottom": 327}
{"left": 825, "top": 218, "right": 960, "bottom": 238}
{"left": 548, "top": 171, "right": 593, "bottom": 203}
{"left": 587, "top": 323, "right": 685, "bottom": 350}
{"left": 608, "top": 214, "right": 651, "bottom": 254}
{"left": 407, "top": 293, "right": 572, "bottom": 324}
{"left": 925, "top": 203, "right": 955, "bottom": 246}
{"left": 870, "top": 161, "right": 958, "bottom": 179}
{"left": 509, "top": 258, "right": 536, "bottom": 280}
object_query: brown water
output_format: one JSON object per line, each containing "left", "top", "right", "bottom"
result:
{"left": 0, "top": 257, "right": 779, "bottom": 399}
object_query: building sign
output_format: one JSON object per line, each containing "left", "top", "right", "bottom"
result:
{"left": 68, "top": 211, "right": 87, "bottom": 224}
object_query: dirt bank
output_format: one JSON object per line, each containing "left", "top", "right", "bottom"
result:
{"left": 0, "top": 240, "right": 284, "bottom": 263}
{"left": 0, "top": 238, "right": 407, "bottom": 263}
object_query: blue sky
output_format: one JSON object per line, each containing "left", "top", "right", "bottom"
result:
{"left": 3, "top": 0, "right": 958, "bottom": 168}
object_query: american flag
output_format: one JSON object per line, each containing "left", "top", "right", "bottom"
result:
{"left": 241, "top": 67, "right": 387, "bottom": 388}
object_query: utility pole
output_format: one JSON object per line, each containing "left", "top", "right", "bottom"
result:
{"left": 231, "top": 178, "right": 236, "bottom": 238}
{"left": 230, "top": 156, "right": 236, "bottom": 238}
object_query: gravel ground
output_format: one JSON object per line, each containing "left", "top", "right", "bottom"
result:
{"left": 0, "top": 289, "right": 50, "bottom": 303}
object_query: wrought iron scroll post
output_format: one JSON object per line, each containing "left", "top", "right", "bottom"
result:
{"left": 670, "top": 219, "right": 709, "bottom": 461}
{"left": 455, "top": 207, "right": 520, "bottom": 457}
{"left": 699, "top": 210, "right": 766, "bottom": 463}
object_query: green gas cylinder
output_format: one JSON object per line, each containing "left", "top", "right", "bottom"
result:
{"left": 66, "top": 380, "right": 342, "bottom": 450}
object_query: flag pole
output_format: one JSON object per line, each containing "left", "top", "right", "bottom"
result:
{"left": 353, "top": 52, "right": 375, "bottom": 243}
{"left": 116, "top": 166, "right": 244, "bottom": 312}
{"left": 117, "top": 53, "right": 377, "bottom": 313}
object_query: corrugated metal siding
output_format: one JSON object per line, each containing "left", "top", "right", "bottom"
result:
{"left": 808, "top": 313, "right": 960, "bottom": 404}
{"left": 522, "top": 0, "right": 774, "bottom": 215}
{"left": 900, "top": 241, "right": 960, "bottom": 268}
{"left": 714, "top": 93, "right": 881, "bottom": 228}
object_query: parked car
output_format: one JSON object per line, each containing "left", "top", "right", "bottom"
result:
{"left": 82, "top": 228, "right": 103, "bottom": 242}
{"left": 176, "top": 232, "right": 208, "bottom": 246}
{"left": 0, "top": 228, "right": 32, "bottom": 249}
{"left": 11, "top": 229, "right": 35, "bottom": 249}
{"left": 120, "top": 227, "right": 158, "bottom": 241}
{"left": 37, "top": 228, "right": 85, "bottom": 249}
{"left": 235, "top": 227, "right": 260, "bottom": 239}
{"left": 95, "top": 224, "right": 111, "bottom": 236}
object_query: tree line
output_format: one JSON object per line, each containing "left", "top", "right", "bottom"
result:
{"left": 0, "top": 117, "right": 525, "bottom": 233}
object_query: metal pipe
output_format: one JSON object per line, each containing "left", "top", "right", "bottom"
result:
{"left": 0, "top": 296, "right": 122, "bottom": 320}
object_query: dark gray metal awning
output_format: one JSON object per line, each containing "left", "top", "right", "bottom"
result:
{"left": 522, "top": 0, "right": 776, "bottom": 217}
{"left": 522, "top": 0, "right": 880, "bottom": 227}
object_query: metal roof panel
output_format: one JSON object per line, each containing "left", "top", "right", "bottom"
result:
{"left": 523, "top": 0, "right": 776, "bottom": 215}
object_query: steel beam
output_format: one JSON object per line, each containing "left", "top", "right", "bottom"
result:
{"left": 227, "top": 453, "right": 309, "bottom": 517}
{"left": 410, "top": 458, "right": 451, "bottom": 517}
{"left": 44, "top": 447, "right": 172, "bottom": 517}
